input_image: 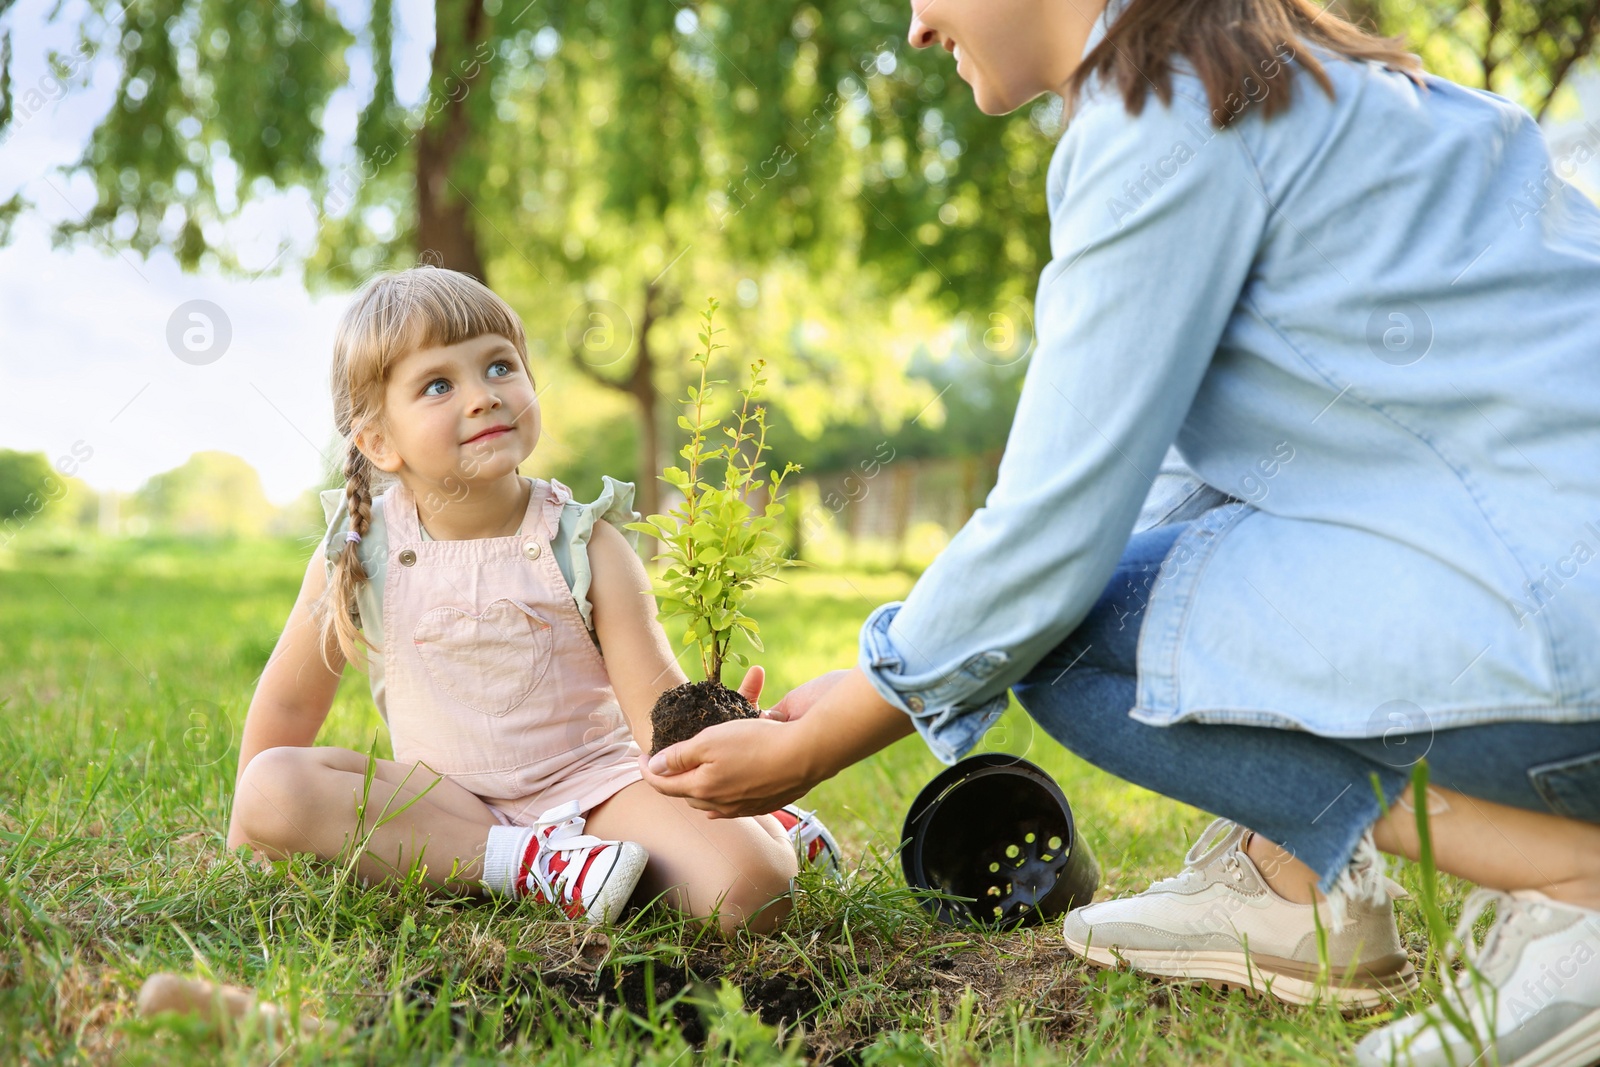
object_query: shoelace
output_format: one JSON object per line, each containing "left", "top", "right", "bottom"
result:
{"left": 1443, "top": 886, "right": 1553, "bottom": 994}
{"left": 1148, "top": 818, "right": 1248, "bottom": 892}
{"left": 783, "top": 805, "right": 825, "bottom": 852}
{"left": 524, "top": 800, "right": 612, "bottom": 906}
{"left": 1402, "top": 886, "right": 1524, "bottom": 1035}
{"left": 1450, "top": 888, "right": 1512, "bottom": 966}
{"left": 1133, "top": 819, "right": 1409, "bottom": 940}
{"left": 1413, "top": 886, "right": 1572, "bottom": 1034}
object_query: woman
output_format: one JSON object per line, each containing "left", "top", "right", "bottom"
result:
{"left": 644, "top": 0, "right": 1600, "bottom": 1062}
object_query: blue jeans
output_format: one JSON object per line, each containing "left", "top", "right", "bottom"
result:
{"left": 1011, "top": 520, "right": 1600, "bottom": 892}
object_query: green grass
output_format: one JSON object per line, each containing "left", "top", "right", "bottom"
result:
{"left": 0, "top": 535, "right": 1473, "bottom": 1064}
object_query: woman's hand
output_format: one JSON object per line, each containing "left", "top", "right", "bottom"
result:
{"left": 762, "top": 668, "right": 851, "bottom": 723}
{"left": 640, "top": 667, "right": 916, "bottom": 818}
{"left": 640, "top": 715, "right": 817, "bottom": 817}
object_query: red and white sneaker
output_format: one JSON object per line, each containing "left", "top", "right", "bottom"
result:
{"left": 483, "top": 801, "right": 648, "bottom": 924}
{"left": 770, "top": 803, "right": 842, "bottom": 874}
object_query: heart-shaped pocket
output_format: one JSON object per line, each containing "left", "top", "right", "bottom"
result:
{"left": 413, "top": 597, "right": 553, "bottom": 717}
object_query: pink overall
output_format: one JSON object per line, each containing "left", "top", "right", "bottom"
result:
{"left": 380, "top": 476, "right": 643, "bottom": 824}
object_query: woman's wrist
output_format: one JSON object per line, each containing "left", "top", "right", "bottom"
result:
{"left": 789, "top": 667, "right": 915, "bottom": 784}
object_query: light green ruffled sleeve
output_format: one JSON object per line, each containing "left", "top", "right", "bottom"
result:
{"left": 318, "top": 488, "right": 347, "bottom": 578}
{"left": 554, "top": 475, "right": 641, "bottom": 632}
{"left": 315, "top": 487, "right": 389, "bottom": 652}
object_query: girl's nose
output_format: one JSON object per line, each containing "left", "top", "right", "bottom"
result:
{"left": 907, "top": 16, "right": 938, "bottom": 49}
{"left": 466, "top": 386, "right": 502, "bottom": 414}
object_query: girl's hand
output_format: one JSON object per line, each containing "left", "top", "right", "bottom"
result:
{"left": 736, "top": 664, "right": 765, "bottom": 707}
{"left": 640, "top": 667, "right": 915, "bottom": 818}
{"left": 762, "top": 668, "right": 851, "bottom": 723}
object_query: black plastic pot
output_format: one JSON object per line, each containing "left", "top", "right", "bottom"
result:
{"left": 901, "top": 754, "right": 1100, "bottom": 928}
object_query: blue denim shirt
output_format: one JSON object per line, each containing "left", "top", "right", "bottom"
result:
{"left": 859, "top": 6, "right": 1600, "bottom": 765}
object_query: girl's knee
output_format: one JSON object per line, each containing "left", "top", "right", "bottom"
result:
{"left": 710, "top": 836, "right": 796, "bottom": 934}
{"left": 239, "top": 744, "right": 354, "bottom": 784}
{"left": 753, "top": 813, "right": 787, "bottom": 845}
{"left": 728, "top": 888, "right": 792, "bottom": 935}
{"left": 232, "top": 746, "right": 342, "bottom": 847}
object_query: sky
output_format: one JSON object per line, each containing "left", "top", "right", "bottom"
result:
{"left": 0, "top": 0, "right": 435, "bottom": 505}
{"left": 1, "top": 0, "right": 1598, "bottom": 506}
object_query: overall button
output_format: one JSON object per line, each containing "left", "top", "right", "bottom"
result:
{"left": 398, "top": 549, "right": 417, "bottom": 566}
{"left": 523, "top": 540, "right": 542, "bottom": 561}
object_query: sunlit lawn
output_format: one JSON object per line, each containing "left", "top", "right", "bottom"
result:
{"left": 0, "top": 534, "right": 1467, "bottom": 1064}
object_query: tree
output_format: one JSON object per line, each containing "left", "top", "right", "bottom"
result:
{"left": 17, "top": 0, "right": 351, "bottom": 270}
{"left": 3, "top": 0, "right": 1593, "bottom": 515}
{"left": 0, "top": 445, "right": 101, "bottom": 545}
{"left": 1340, "top": 0, "right": 1600, "bottom": 120}
{"left": 133, "top": 450, "right": 277, "bottom": 537}
{"left": 18, "top": 0, "right": 1590, "bottom": 285}
{"left": 0, "top": 449, "right": 55, "bottom": 522}
{"left": 2, "top": 0, "right": 1059, "bottom": 511}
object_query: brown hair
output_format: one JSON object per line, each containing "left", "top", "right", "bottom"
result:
{"left": 1066, "top": 0, "right": 1423, "bottom": 128}
{"left": 317, "top": 265, "right": 531, "bottom": 670}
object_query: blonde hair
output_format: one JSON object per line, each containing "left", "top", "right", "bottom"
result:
{"left": 316, "top": 265, "right": 532, "bottom": 670}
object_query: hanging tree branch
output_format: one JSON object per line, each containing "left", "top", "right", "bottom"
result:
{"left": 1536, "top": 0, "right": 1600, "bottom": 120}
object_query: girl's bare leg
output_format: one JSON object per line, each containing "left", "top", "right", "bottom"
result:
{"left": 228, "top": 745, "right": 499, "bottom": 892}
{"left": 581, "top": 781, "right": 797, "bottom": 934}
{"left": 1244, "top": 786, "right": 1600, "bottom": 910}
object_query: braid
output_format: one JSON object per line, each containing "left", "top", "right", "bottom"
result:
{"left": 342, "top": 443, "right": 374, "bottom": 587}
{"left": 318, "top": 441, "right": 379, "bottom": 671}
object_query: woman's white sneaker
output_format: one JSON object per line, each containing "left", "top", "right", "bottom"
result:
{"left": 1355, "top": 889, "right": 1600, "bottom": 1067}
{"left": 1061, "top": 818, "right": 1417, "bottom": 1008}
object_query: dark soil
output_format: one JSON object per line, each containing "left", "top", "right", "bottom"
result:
{"left": 283, "top": 918, "right": 1094, "bottom": 1062}
{"left": 742, "top": 974, "right": 822, "bottom": 1028}
{"left": 612, "top": 959, "right": 708, "bottom": 1043}
{"left": 649, "top": 678, "right": 758, "bottom": 756}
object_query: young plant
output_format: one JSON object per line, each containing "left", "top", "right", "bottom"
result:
{"left": 625, "top": 298, "right": 801, "bottom": 753}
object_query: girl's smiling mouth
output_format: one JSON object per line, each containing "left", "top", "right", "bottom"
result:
{"left": 463, "top": 425, "right": 511, "bottom": 445}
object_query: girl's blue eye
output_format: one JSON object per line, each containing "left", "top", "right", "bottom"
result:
{"left": 488, "top": 360, "right": 514, "bottom": 378}
{"left": 423, "top": 379, "right": 449, "bottom": 397}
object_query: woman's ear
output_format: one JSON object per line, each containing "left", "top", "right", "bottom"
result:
{"left": 355, "top": 425, "right": 404, "bottom": 474}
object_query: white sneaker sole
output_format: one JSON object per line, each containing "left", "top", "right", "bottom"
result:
{"left": 582, "top": 842, "right": 649, "bottom": 925}
{"left": 1507, "top": 1006, "right": 1600, "bottom": 1067}
{"left": 1065, "top": 929, "right": 1418, "bottom": 1009}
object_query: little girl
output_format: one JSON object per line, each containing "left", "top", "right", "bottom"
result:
{"left": 226, "top": 266, "right": 838, "bottom": 931}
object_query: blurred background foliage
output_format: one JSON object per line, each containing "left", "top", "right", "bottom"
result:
{"left": 1, "top": 0, "right": 1596, "bottom": 553}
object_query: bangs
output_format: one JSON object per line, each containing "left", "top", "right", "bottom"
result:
{"left": 334, "top": 267, "right": 530, "bottom": 391}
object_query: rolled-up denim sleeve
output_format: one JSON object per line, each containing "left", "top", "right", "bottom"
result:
{"left": 858, "top": 85, "right": 1271, "bottom": 765}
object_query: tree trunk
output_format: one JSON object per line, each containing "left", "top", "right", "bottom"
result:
{"left": 890, "top": 462, "right": 914, "bottom": 568}
{"left": 416, "top": 0, "right": 489, "bottom": 280}
{"left": 630, "top": 284, "right": 661, "bottom": 547}
{"left": 570, "top": 281, "right": 664, "bottom": 559}
{"left": 417, "top": 155, "right": 486, "bottom": 279}
{"left": 1536, "top": 0, "right": 1600, "bottom": 121}
{"left": 1482, "top": 0, "right": 1502, "bottom": 93}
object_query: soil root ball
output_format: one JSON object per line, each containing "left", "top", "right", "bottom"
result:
{"left": 649, "top": 679, "right": 757, "bottom": 756}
